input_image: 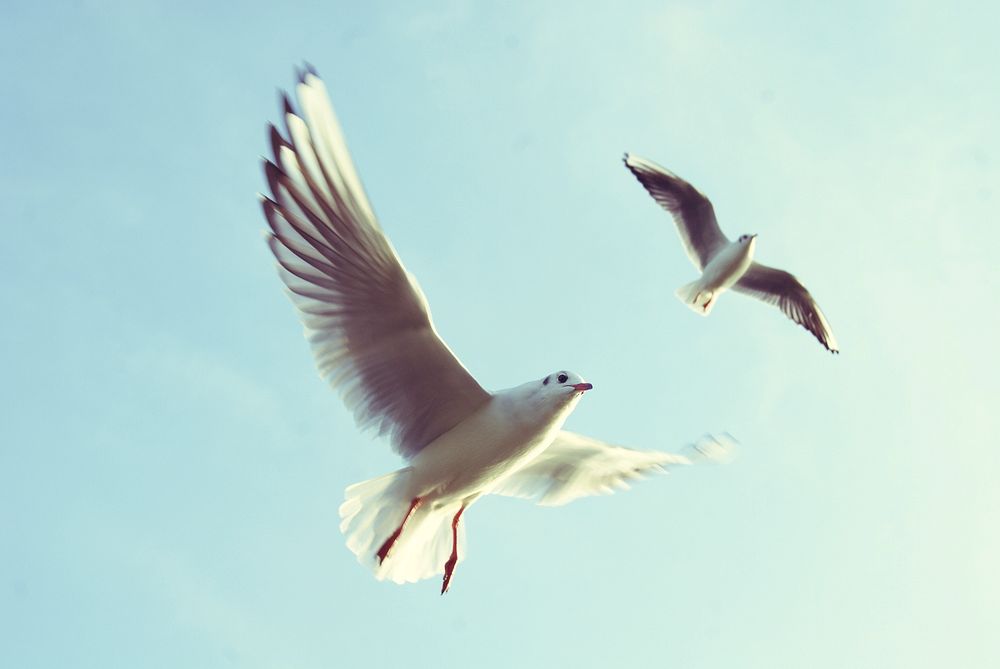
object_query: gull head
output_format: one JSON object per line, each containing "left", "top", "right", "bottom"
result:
{"left": 737, "top": 233, "right": 758, "bottom": 246}
{"left": 540, "top": 370, "right": 593, "bottom": 399}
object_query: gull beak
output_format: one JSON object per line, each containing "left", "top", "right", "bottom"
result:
{"left": 571, "top": 383, "right": 593, "bottom": 392}
{"left": 751, "top": 233, "right": 759, "bottom": 239}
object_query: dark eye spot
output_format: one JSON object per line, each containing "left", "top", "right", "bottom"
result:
{"left": 543, "top": 376, "right": 550, "bottom": 385}
{"left": 557, "top": 373, "right": 568, "bottom": 384}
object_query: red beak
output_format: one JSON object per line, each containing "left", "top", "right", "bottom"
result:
{"left": 571, "top": 383, "right": 593, "bottom": 392}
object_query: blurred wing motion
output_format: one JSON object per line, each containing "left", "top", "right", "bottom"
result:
{"left": 492, "top": 431, "right": 737, "bottom": 507}
{"left": 261, "top": 67, "right": 491, "bottom": 457}
{"left": 623, "top": 153, "right": 729, "bottom": 270}
{"left": 733, "top": 262, "right": 839, "bottom": 353}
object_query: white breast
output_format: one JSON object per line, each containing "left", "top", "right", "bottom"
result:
{"left": 407, "top": 391, "right": 580, "bottom": 503}
{"left": 701, "top": 239, "right": 756, "bottom": 290}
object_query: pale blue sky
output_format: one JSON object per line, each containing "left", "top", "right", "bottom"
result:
{"left": 2, "top": 1, "right": 998, "bottom": 667}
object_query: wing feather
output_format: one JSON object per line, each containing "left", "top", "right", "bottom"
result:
{"left": 491, "top": 432, "right": 736, "bottom": 507}
{"left": 262, "top": 70, "right": 491, "bottom": 458}
{"left": 623, "top": 153, "right": 729, "bottom": 269}
{"left": 733, "top": 262, "right": 839, "bottom": 353}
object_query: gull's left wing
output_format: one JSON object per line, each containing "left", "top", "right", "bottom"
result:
{"left": 262, "top": 67, "right": 492, "bottom": 458}
{"left": 733, "top": 262, "right": 839, "bottom": 353}
{"left": 490, "top": 431, "right": 736, "bottom": 507}
{"left": 623, "top": 153, "right": 729, "bottom": 270}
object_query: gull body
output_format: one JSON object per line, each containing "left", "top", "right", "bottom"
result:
{"left": 340, "top": 371, "right": 595, "bottom": 589}
{"left": 407, "top": 379, "right": 586, "bottom": 503}
{"left": 683, "top": 234, "right": 759, "bottom": 314}
{"left": 624, "top": 153, "right": 839, "bottom": 353}
{"left": 261, "top": 68, "right": 735, "bottom": 594}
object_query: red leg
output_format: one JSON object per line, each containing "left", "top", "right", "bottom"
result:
{"left": 440, "top": 506, "right": 465, "bottom": 595}
{"left": 376, "top": 497, "right": 421, "bottom": 565}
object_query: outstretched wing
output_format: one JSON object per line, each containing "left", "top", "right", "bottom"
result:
{"left": 490, "top": 431, "right": 736, "bottom": 507}
{"left": 262, "top": 67, "right": 491, "bottom": 458}
{"left": 733, "top": 262, "right": 839, "bottom": 353}
{"left": 623, "top": 153, "right": 729, "bottom": 270}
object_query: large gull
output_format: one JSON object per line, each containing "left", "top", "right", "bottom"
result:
{"left": 260, "top": 68, "right": 735, "bottom": 593}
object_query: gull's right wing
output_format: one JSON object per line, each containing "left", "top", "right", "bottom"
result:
{"left": 262, "top": 68, "right": 491, "bottom": 458}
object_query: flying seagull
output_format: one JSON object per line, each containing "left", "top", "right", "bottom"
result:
{"left": 260, "top": 68, "right": 735, "bottom": 594}
{"left": 623, "top": 153, "right": 839, "bottom": 353}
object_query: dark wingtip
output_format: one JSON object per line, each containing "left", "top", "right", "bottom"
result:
{"left": 304, "top": 61, "right": 318, "bottom": 77}
{"left": 281, "top": 92, "right": 295, "bottom": 116}
{"left": 262, "top": 159, "right": 286, "bottom": 198}
{"left": 268, "top": 123, "right": 290, "bottom": 160}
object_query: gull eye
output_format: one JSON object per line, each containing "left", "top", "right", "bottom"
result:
{"left": 557, "top": 373, "right": 568, "bottom": 384}
{"left": 543, "top": 376, "right": 550, "bottom": 386}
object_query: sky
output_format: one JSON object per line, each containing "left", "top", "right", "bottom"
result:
{"left": 2, "top": 1, "right": 998, "bottom": 667}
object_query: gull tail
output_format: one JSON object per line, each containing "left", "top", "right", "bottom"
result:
{"left": 339, "top": 469, "right": 465, "bottom": 584}
{"left": 675, "top": 279, "right": 717, "bottom": 316}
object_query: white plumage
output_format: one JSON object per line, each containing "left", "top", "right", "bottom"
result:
{"left": 262, "top": 68, "right": 734, "bottom": 593}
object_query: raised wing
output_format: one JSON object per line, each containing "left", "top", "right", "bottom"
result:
{"left": 262, "top": 67, "right": 491, "bottom": 457}
{"left": 623, "top": 153, "right": 729, "bottom": 270}
{"left": 490, "top": 431, "right": 736, "bottom": 507}
{"left": 733, "top": 262, "right": 839, "bottom": 353}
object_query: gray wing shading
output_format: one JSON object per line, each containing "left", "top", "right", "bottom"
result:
{"left": 623, "top": 153, "right": 729, "bottom": 270}
{"left": 261, "top": 67, "right": 491, "bottom": 458}
{"left": 490, "top": 431, "right": 737, "bottom": 507}
{"left": 733, "top": 262, "right": 839, "bottom": 353}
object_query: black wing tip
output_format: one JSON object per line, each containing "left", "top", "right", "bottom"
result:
{"left": 819, "top": 339, "right": 839, "bottom": 354}
{"left": 262, "top": 158, "right": 282, "bottom": 179}
{"left": 259, "top": 192, "right": 279, "bottom": 210}
{"left": 621, "top": 153, "right": 671, "bottom": 184}
{"left": 268, "top": 123, "right": 291, "bottom": 157}
{"left": 262, "top": 159, "right": 289, "bottom": 197}
{"left": 796, "top": 318, "right": 839, "bottom": 354}
{"left": 295, "top": 62, "right": 320, "bottom": 84}
{"left": 623, "top": 152, "right": 657, "bottom": 170}
{"left": 281, "top": 91, "right": 296, "bottom": 116}
{"left": 622, "top": 153, "right": 647, "bottom": 182}
{"left": 803, "top": 322, "right": 839, "bottom": 354}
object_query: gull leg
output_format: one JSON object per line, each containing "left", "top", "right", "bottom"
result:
{"left": 700, "top": 291, "right": 716, "bottom": 314}
{"left": 440, "top": 506, "right": 466, "bottom": 595}
{"left": 376, "top": 497, "right": 421, "bottom": 565}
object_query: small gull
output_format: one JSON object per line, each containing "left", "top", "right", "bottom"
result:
{"left": 624, "top": 153, "right": 839, "bottom": 353}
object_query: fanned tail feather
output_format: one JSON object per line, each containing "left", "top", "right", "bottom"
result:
{"left": 675, "top": 280, "right": 716, "bottom": 316}
{"left": 339, "top": 469, "right": 466, "bottom": 584}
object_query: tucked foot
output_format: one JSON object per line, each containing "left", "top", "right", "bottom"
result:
{"left": 441, "top": 554, "right": 458, "bottom": 595}
{"left": 376, "top": 497, "right": 421, "bottom": 565}
{"left": 440, "top": 506, "right": 465, "bottom": 595}
{"left": 700, "top": 292, "right": 716, "bottom": 313}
